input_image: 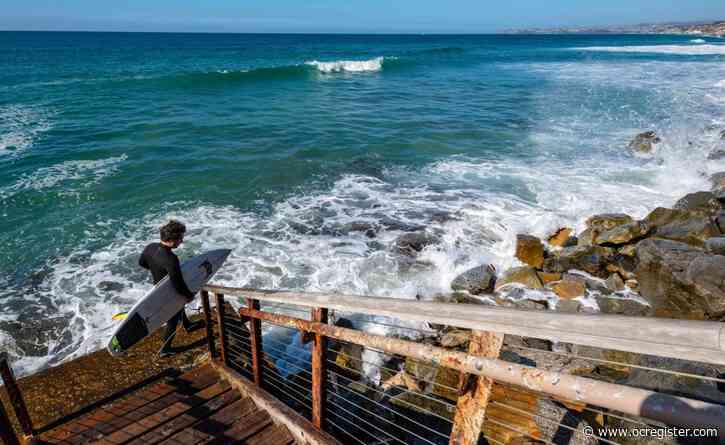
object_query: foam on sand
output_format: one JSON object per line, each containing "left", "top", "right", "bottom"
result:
{"left": 306, "top": 57, "right": 385, "bottom": 73}
{"left": 577, "top": 44, "right": 725, "bottom": 55}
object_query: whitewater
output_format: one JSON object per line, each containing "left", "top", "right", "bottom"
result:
{"left": 1, "top": 33, "right": 725, "bottom": 376}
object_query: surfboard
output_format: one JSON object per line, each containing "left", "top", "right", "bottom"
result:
{"left": 107, "top": 249, "right": 231, "bottom": 356}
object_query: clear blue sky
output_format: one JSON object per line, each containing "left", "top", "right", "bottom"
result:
{"left": 2, "top": 0, "right": 724, "bottom": 33}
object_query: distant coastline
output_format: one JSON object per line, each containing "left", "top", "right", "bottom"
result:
{"left": 503, "top": 19, "right": 725, "bottom": 37}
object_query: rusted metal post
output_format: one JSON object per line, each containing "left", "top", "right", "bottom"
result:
{"left": 246, "top": 298, "right": 264, "bottom": 386}
{"left": 201, "top": 290, "right": 217, "bottom": 360}
{"left": 449, "top": 331, "right": 504, "bottom": 445}
{"left": 0, "top": 354, "right": 33, "bottom": 438}
{"left": 0, "top": 396, "right": 20, "bottom": 445}
{"left": 214, "top": 293, "right": 229, "bottom": 365}
{"left": 235, "top": 306, "right": 725, "bottom": 434}
{"left": 311, "top": 308, "right": 328, "bottom": 429}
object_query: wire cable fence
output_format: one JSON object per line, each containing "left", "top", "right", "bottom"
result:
{"left": 206, "top": 289, "right": 725, "bottom": 445}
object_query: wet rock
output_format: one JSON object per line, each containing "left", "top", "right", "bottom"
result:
{"left": 595, "top": 221, "right": 650, "bottom": 246}
{"left": 439, "top": 329, "right": 471, "bottom": 348}
{"left": 543, "top": 245, "right": 615, "bottom": 278}
{"left": 705, "top": 237, "right": 725, "bottom": 255}
{"left": 450, "top": 264, "right": 497, "bottom": 295}
{"left": 673, "top": 191, "right": 721, "bottom": 216}
{"left": 98, "top": 281, "right": 124, "bottom": 292}
{"left": 586, "top": 213, "right": 634, "bottom": 232}
{"left": 716, "top": 211, "right": 725, "bottom": 233}
{"left": 605, "top": 273, "right": 625, "bottom": 292}
{"left": 535, "top": 399, "right": 599, "bottom": 445}
{"left": 495, "top": 266, "right": 544, "bottom": 290}
{"left": 547, "top": 228, "right": 572, "bottom": 248}
{"left": 619, "top": 244, "right": 637, "bottom": 257}
{"left": 707, "top": 149, "right": 725, "bottom": 160}
{"left": 636, "top": 238, "right": 725, "bottom": 320}
{"left": 515, "top": 234, "right": 545, "bottom": 268}
{"left": 563, "top": 271, "right": 612, "bottom": 294}
{"left": 709, "top": 172, "right": 725, "bottom": 191}
{"left": 393, "top": 232, "right": 438, "bottom": 256}
{"left": 625, "top": 278, "right": 639, "bottom": 289}
{"left": 625, "top": 355, "right": 725, "bottom": 405}
{"left": 537, "top": 271, "right": 562, "bottom": 285}
{"left": 643, "top": 207, "right": 719, "bottom": 247}
{"left": 595, "top": 296, "right": 651, "bottom": 317}
{"left": 550, "top": 280, "right": 586, "bottom": 300}
{"left": 577, "top": 228, "right": 594, "bottom": 246}
{"left": 555, "top": 299, "right": 583, "bottom": 313}
{"left": 628, "top": 130, "right": 661, "bottom": 153}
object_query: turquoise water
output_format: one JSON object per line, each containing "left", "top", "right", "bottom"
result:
{"left": 1, "top": 32, "right": 725, "bottom": 373}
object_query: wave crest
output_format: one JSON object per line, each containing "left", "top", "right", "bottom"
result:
{"left": 306, "top": 57, "right": 385, "bottom": 73}
{"left": 576, "top": 44, "right": 725, "bottom": 55}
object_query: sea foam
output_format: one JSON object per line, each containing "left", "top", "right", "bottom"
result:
{"left": 577, "top": 44, "right": 725, "bottom": 55}
{"left": 306, "top": 57, "right": 385, "bottom": 73}
{"left": 0, "top": 105, "right": 53, "bottom": 155}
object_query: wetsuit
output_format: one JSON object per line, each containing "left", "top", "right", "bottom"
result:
{"left": 139, "top": 243, "right": 195, "bottom": 350}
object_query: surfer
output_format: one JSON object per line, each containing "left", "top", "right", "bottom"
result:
{"left": 139, "top": 220, "right": 203, "bottom": 357}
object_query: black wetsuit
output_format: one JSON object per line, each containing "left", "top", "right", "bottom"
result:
{"left": 139, "top": 243, "right": 195, "bottom": 349}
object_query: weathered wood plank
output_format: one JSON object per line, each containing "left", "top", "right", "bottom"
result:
{"left": 310, "top": 308, "right": 328, "bottom": 429}
{"left": 127, "top": 389, "right": 241, "bottom": 444}
{"left": 213, "top": 362, "right": 341, "bottom": 445}
{"left": 201, "top": 291, "right": 217, "bottom": 360}
{"left": 246, "top": 299, "right": 264, "bottom": 386}
{"left": 245, "top": 424, "right": 295, "bottom": 445}
{"left": 449, "top": 331, "right": 504, "bottom": 445}
{"left": 206, "top": 285, "right": 725, "bottom": 366}
{"left": 214, "top": 294, "right": 229, "bottom": 366}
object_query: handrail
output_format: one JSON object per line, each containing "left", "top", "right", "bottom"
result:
{"left": 237, "top": 303, "right": 725, "bottom": 435}
{"left": 203, "top": 285, "right": 725, "bottom": 366}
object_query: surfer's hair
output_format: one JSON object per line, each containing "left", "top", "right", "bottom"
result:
{"left": 160, "top": 220, "right": 186, "bottom": 243}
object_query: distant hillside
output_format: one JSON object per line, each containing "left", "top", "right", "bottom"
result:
{"left": 504, "top": 20, "right": 725, "bottom": 37}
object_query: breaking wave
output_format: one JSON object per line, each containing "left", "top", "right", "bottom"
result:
{"left": 577, "top": 44, "right": 725, "bottom": 55}
{"left": 305, "top": 56, "right": 386, "bottom": 73}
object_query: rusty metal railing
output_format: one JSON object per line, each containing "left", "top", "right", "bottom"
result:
{"left": 202, "top": 285, "right": 725, "bottom": 445}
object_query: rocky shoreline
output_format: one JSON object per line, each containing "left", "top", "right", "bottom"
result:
{"left": 346, "top": 129, "right": 725, "bottom": 444}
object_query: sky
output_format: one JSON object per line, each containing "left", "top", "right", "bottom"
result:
{"left": 1, "top": 0, "right": 724, "bottom": 33}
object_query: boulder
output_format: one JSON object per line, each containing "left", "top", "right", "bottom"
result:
{"left": 450, "top": 264, "right": 497, "bottom": 295}
{"left": 595, "top": 221, "right": 650, "bottom": 246}
{"left": 577, "top": 228, "right": 594, "bottom": 246}
{"left": 439, "top": 329, "right": 471, "bottom": 349}
{"left": 555, "top": 299, "right": 583, "bottom": 313}
{"left": 393, "top": 232, "right": 437, "bottom": 256}
{"left": 628, "top": 131, "right": 661, "bottom": 153}
{"left": 534, "top": 399, "right": 599, "bottom": 445}
{"left": 563, "top": 271, "right": 612, "bottom": 294}
{"left": 547, "top": 228, "right": 572, "bottom": 248}
{"left": 605, "top": 273, "right": 625, "bottom": 292}
{"left": 550, "top": 280, "right": 586, "bottom": 300}
{"left": 515, "top": 234, "right": 545, "bottom": 268}
{"left": 537, "top": 271, "right": 562, "bottom": 285}
{"left": 707, "top": 149, "right": 725, "bottom": 160}
{"left": 673, "top": 191, "right": 721, "bottom": 216}
{"left": 643, "top": 207, "right": 719, "bottom": 247}
{"left": 586, "top": 213, "right": 634, "bottom": 232}
{"left": 595, "top": 296, "right": 651, "bottom": 317}
{"left": 710, "top": 172, "right": 725, "bottom": 191}
{"left": 619, "top": 244, "right": 637, "bottom": 257}
{"left": 543, "top": 245, "right": 615, "bottom": 278}
{"left": 716, "top": 211, "right": 725, "bottom": 233}
{"left": 705, "top": 237, "right": 725, "bottom": 256}
{"left": 721, "top": 129, "right": 725, "bottom": 140}
{"left": 636, "top": 238, "right": 725, "bottom": 320}
{"left": 494, "top": 266, "right": 543, "bottom": 290}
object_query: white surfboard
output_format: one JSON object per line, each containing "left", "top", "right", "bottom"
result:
{"left": 107, "top": 249, "right": 231, "bottom": 356}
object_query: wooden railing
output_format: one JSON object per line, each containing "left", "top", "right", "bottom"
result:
{"left": 201, "top": 285, "right": 725, "bottom": 445}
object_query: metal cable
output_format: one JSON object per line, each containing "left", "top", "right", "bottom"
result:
{"left": 507, "top": 343, "right": 725, "bottom": 385}
{"left": 490, "top": 400, "right": 622, "bottom": 445}
{"left": 324, "top": 411, "right": 372, "bottom": 445}
{"left": 325, "top": 373, "right": 450, "bottom": 441}
{"left": 486, "top": 416, "right": 556, "bottom": 445}
{"left": 325, "top": 396, "right": 408, "bottom": 445}
{"left": 326, "top": 364, "right": 455, "bottom": 425}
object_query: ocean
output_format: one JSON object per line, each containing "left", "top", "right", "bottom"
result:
{"left": 1, "top": 32, "right": 724, "bottom": 375}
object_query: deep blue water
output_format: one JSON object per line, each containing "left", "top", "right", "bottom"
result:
{"left": 1, "top": 32, "right": 724, "bottom": 373}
